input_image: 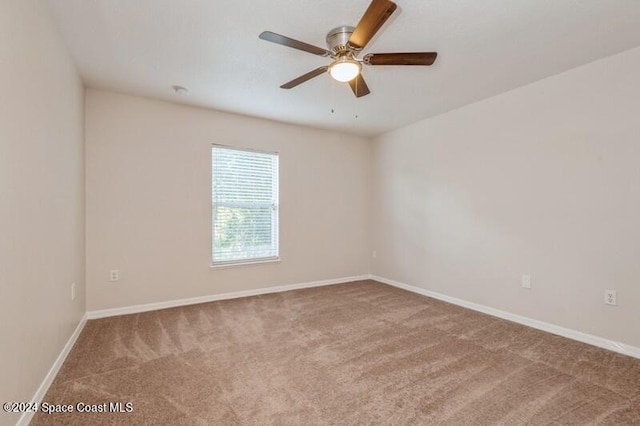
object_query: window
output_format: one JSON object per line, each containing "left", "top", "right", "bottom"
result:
{"left": 211, "top": 145, "right": 279, "bottom": 266}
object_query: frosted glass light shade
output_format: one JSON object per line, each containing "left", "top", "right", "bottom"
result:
{"left": 329, "top": 60, "right": 361, "bottom": 82}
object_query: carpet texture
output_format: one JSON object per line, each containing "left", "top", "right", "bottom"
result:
{"left": 32, "top": 280, "right": 640, "bottom": 425}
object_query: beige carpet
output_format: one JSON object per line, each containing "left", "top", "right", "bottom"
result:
{"left": 32, "top": 280, "right": 640, "bottom": 425}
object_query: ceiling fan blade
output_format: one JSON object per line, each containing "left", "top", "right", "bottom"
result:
{"left": 259, "top": 31, "right": 331, "bottom": 57}
{"left": 348, "top": 74, "right": 371, "bottom": 98}
{"left": 348, "top": 0, "right": 397, "bottom": 50}
{"left": 365, "top": 52, "right": 438, "bottom": 66}
{"left": 280, "top": 66, "right": 329, "bottom": 89}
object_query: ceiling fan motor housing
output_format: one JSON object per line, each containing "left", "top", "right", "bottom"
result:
{"left": 326, "top": 26, "right": 356, "bottom": 54}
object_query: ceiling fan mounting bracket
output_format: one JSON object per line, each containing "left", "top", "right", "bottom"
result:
{"left": 326, "top": 26, "right": 356, "bottom": 54}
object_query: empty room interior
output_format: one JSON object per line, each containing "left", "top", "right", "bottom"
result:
{"left": 2, "top": 0, "right": 640, "bottom": 424}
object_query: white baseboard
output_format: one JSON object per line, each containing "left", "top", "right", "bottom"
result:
{"left": 372, "top": 275, "right": 640, "bottom": 360}
{"left": 87, "top": 275, "right": 371, "bottom": 320}
{"left": 17, "top": 313, "right": 88, "bottom": 426}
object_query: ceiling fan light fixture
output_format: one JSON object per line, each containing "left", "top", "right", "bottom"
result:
{"left": 329, "top": 58, "right": 361, "bottom": 82}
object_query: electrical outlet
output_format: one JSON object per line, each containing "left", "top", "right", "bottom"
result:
{"left": 521, "top": 274, "right": 532, "bottom": 289}
{"left": 110, "top": 270, "right": 120, "bottom": 282}
{"left": 71, "top": 282, "right": 76, "bottom": 300}
{"left": 604, "top": 290, "right": 617, "bottom": 306}
{"left": 372, "top": 250, "right": 377, "bottom": 259}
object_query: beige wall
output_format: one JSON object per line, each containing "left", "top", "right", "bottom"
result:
{"left": 85, "top": 90, "right": 371, "bottom": 311}
{"left": 372, "top": 46, "right": 640, "bottom": 348}
{"left": 0, "top": 0, "right": 85, "bottom": 424}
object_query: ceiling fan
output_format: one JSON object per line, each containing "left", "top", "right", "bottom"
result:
{"left": 259, "top": 0, "right": 437, "bottom": 98}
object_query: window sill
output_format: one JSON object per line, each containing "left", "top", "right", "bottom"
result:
{"left": 210, "top": 257, "right": 281, "bottom": 270}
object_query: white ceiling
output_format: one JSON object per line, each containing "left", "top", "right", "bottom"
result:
{"left": 42, "top": 0, "right": 640, "bottom": 136}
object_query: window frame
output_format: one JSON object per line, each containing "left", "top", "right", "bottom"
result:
{"left": 210, "top": 144, "right": 280, "bottom": 268}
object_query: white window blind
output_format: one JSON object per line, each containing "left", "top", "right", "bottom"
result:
{"left": 211, "top": 145, "right": 279, "bottom": 265}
